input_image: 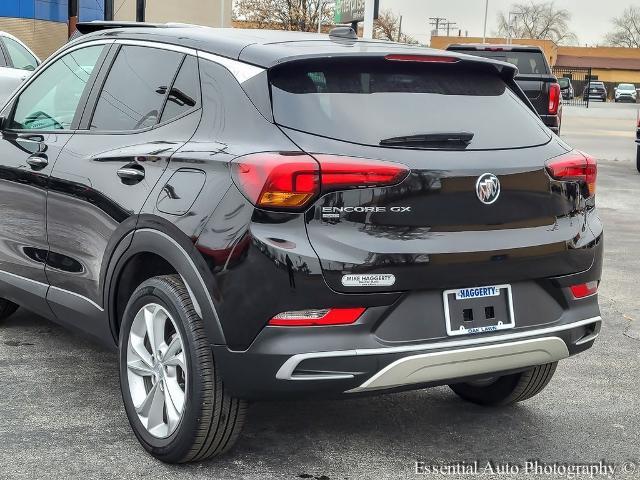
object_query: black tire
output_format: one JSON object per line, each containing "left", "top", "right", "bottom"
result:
{"left": 636, "top": 145, "right": 640, "bottom": 173}
{"left": 0, "top": 298, "right": 19, "bottom": 321}
{"left": 448, "top": 362, "right": 557, "bottom": 406}
{"left": 119, "top": 274, "right": 246, "bottom": 463}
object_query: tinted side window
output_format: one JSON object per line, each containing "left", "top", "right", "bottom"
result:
{"left": 90, "top": 46, "right": 183, "bottom": 131}
{"left": 10, "top": 45, "right": 104, "bottom": 130}
{"left": 4, "top": 37, "right": 38, "bottom": 71}
{"left": 160, "top": 55, "right": 200, "bottom": 123}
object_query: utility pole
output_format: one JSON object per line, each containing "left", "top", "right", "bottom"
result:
{"left": 104, "top": 0, "right": 114, "bottom": 21}
{"left": 397, "top": 15, "right": 403, "bottom": 42}
{"left": 318, "top": 0, "right": 324, "bottom": 33}
{"left": 68, "top": 0, "right": 78, "bottom": 37}
{"left": 444, "top": 21, "right": 457, "bottom": 36}
{"left": 363, "top": 0, "right": 375, "bottom": 39}
{"left": 136, "top": 0, "right": 146, "bottom": 22}
{"left": 429, "top": 17, "right": 447, "bottom": 36}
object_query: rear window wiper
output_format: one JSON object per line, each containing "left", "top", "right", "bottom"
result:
{"left": 380, "top": 132, "right": 474, "bottom": 149}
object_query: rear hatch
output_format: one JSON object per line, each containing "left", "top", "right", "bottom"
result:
{"left": 268, "top": 56, "right": 595, "bottom": 293}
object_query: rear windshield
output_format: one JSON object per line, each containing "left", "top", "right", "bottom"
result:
{"left": 453, "top": 50, "right": 549, "bottom": 75}
{"left": 618, "top": 84, "right": 635, "bottom": 90}
{"left": 269, "top": 59, "right": 550, "bottom": 150}
{"left": 558, "top": 77, "right": 570, "bottom": 87}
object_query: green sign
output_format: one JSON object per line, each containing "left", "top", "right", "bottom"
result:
{"left": 334, "top": 0, "right": 378, "bottom": 24}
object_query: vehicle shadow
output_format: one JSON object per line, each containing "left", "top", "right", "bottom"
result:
{"left": 0, "top": 310, "right": 592, "bottom": 477}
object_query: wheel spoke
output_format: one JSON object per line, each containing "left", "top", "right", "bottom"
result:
{"left": 128, "top": 334, "right": 153, "bottom": 368}
{"left": 136, "top": 382, "right": 165, "bottom": 430}
{"left": 127, "top": 359, "right": 154, "bottom": 377}
{"left": 163, "top": 378, "right": 183, "bottom": 430}
{"left": 145, "top": 305, "right": 168, "bottom": 355}
{"left": 164, "top": 351, "right": 185, "bottom": 370}
{"left": 165, "top": 334, "right": 181, "bottom": 359}
{"left": 143, "top": 306, "right": 158, "bottom": 356}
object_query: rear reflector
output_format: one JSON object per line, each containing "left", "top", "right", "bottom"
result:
{"left": 545, "top": 151, "right": 597, "bottom": 197}
{"left": 231, "top": 153, "right": 408, "bottom": 211}
{"left": 570, "top": 281, "right": 598, "bottom": 299}
{"left": 549, "top": 83, "right": 561, "bottom": 115}
{"left": 269, "top": 308, "right": 366, "bottom": 326}
{"left": 385, "top": 54, "right": 459, "bottom": 63}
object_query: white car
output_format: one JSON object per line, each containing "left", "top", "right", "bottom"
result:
{"left": 0, "top": 32, "right": 40, "bottom": 106}
{"left": 614, "top": 83, "right": 637, "bottom": 103}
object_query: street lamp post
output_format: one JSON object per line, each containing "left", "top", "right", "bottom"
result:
{"left": 507, "top": 11, "right": 523, "bottom": 44}
{"left": 482, "top": 0, "right": 489, "bottom": 43}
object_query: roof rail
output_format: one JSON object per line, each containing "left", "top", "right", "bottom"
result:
{"left": 75, "top": 21, "right": 172, "bottom": 35}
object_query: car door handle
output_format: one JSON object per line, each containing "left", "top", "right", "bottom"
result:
{"left": 117, "top": 166, "right": 145, "bottom": 182}
{"left": 26, "top": 153, "right": 48, "bottom": 170}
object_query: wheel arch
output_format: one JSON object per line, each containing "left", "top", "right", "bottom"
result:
{"left": 104, "top": 215, "right": 226, "bottom": 347}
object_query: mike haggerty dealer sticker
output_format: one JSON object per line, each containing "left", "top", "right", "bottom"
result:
{"left": 341, "top": 274, "right": 396, "bottom": 287}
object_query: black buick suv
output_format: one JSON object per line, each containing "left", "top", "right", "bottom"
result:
{"left": 0, "top": 23, "right": 603, "bottom": 463}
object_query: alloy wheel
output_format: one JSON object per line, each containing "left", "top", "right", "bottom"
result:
{"left": 126, "top": 303, "right": 188, "bottom": 438}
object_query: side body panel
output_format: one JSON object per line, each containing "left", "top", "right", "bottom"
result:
{"left": 0, "top": 131, "right": 73, "bottom": 319}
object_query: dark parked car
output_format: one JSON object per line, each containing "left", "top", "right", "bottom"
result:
{"left": 0, "top": 23, "right": 603, "bottom": 463}
{"left": 446, "top": 44, "right": 562, "bottom": 134}
{"left": 558, "top": 76, "right": 574, "bottom": 100}
{"left": 584, "top": 81, "right": 607, "bottom": 102}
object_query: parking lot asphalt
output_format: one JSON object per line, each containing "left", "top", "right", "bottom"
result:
{"left": 1, "top": 103, "right": 639, "bottom": 480}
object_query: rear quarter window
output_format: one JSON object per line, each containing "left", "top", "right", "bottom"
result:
{"left": 451, "top": 50, "right": 549, "bottom": 75}
{"left": 269, "top": 58, "right": 551, "bottom": 151}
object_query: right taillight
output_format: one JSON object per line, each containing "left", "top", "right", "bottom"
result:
{"left": 548, "top": 83, "right": 561, "bottom": 115}
{"left": 231, "top": 152, "right": 409, "bottom": 211}
{"left": 545, "top": 151, "right": 597, "bottom": 197}
{"left": 570, "top": 281, "right": 599, "bottom": 299}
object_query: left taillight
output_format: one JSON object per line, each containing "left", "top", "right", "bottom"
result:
{"left": 549, "top": 83, "right": 561, "bottom": 115}
{"left": 268, "top": 308, "right": 366, "bottom": 326}
{"left": 231, "top": 152, "right": 409, "bottom": 211}
{"left": 545, "top": 151, "right": 597, "bottom": 197}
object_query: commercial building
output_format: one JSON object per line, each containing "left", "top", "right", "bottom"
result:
{"left": 0, "top": 0, "right": 232, "bottom": 60}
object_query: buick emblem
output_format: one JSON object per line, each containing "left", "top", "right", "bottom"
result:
{"left": 476, "top": 173, "right": 500, "bottom": 204}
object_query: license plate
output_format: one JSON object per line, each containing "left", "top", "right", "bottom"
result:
{"left": 443, "top": 284, "right": 515, "bottom": 336}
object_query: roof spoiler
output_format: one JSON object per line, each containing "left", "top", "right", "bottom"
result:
{"left": 75, "top": 21, "right": 172, "bottom": 35}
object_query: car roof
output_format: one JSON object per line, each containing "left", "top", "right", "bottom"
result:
{"left": 71, "top": 23, "right": 518, "bottom": 74}
{"left": 447, "top": 43, "right": 544, "bottom": 53}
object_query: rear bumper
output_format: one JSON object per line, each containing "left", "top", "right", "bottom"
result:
{"left": 215, "top": 315, "right": 601, "bottom": 399}
{"left": 346, "top": 337, "right": 568, "bottom": 393}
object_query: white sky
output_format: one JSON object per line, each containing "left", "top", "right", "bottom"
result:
{"left": 380, "top": 0, "right": 632, "bottom": 46}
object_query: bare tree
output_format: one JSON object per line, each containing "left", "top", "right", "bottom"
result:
{"left": 605, "top": 7, "right": 640, "bottom": 48}
{"left": 496, "top": 1, "right": 577, "bottom": 45}
{"left": 373, "top": 9, "right": 419, "bottom": 44}
{"left": 234, "top": 0, "right": 333, "bottom": 32}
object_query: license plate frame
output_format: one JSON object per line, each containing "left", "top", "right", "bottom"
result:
{"left": 443, "top": 284, "right": 515, "bottom": 337}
